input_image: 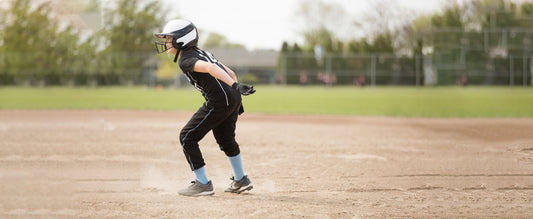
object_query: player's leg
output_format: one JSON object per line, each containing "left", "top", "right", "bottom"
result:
{"left": 180, "top": 105, "right": 233, "bottom": 170}
{"left": 212, "top": 109, "right": 240, "bottom": 158}
{"left": 178, "top": 105, "right": 227, "bottom": 196}
{"left": 212, "top": 104, "right": 253, "bottom": 193}
{"left": 179, "top": 105, "right": 216, "bottom": 172}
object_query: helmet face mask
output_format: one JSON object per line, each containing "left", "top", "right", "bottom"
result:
{"left": 154, "top": 38, "right": 172, "bottom": 54}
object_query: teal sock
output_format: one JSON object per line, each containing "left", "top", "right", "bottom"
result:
{"left": 194, "top": 166, "right": 208, "bottom": 185}
{"left": 228, "top": 154, "right": 245, "bottom": 181}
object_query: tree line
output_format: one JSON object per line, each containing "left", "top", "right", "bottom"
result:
{"left": 281, "top": 0, "right": 533, "bottom": 86}
{"left": 1, "top": 0, "right": 533, "bottom": 86}
{"left": 0, "top": 0, "right": 163, "bottom": 86}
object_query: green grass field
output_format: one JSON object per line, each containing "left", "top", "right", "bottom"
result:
{"left": 1, "top": 86, "right": 532, "bottom": 117}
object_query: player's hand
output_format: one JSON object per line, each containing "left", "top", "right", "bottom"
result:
{"left": 232, "top": 82, "right": 256, "bottom": 96}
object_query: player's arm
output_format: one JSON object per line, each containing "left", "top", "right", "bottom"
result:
{"left": 221, "top": 63, "right": 238, "bottom": 83}
{"left": 193, "top": 60, "right": 255, "bottom": 95}
{"left": 193, "top": 60, "right": 235, "bottom": 87}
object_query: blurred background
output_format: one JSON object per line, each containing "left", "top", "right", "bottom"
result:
{"left": 0, "top": 0, "right": 532, "bottom": 88}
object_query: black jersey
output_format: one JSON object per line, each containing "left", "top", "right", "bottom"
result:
{"left": 179, "top": 47, "right": 241, "bottom": 107}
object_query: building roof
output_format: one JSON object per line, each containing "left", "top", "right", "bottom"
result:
{"left": 208, "top": 48, "right": 279, "bottom": 68}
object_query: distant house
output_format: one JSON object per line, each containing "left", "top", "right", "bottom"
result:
{"left": 208, "top": 48, "right": 279, "bottom": 84}
{"left": 0, "top": 0, "right": 101, "bottom": 40}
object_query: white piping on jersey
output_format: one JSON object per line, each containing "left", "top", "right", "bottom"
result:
{"left": 181, "top": 107, "right": 215, "bottom": 170}
{"left": 215, "top": 79, "right": 229, "bottom": 106}
{"left": 185, "top": 72, "right": 206, "bottom": 96}
{"left": 196, "top": 48, "right": 230, "bottom": 106}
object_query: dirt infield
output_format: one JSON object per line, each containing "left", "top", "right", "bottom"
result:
{"left": 1, "top": 110, "right": 533, "bottom": 218}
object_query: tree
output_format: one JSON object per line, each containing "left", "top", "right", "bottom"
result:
{"left": 303, "top": 27, "right": 336, "bottom": 53}
{"left": 0, "top": 0, "right": 81, "bottom": 85}
{"left": 295, "top": 0, "right": 350, "bottom": 51}
{"left": 366, "top": 31, "right": 394, "bottom": 54}
{"left": 401, "top": 15, "right": 434, "bottom": 56}
{"left": 202, "top": 32, "right": 245, "bottom": 49}
{"left": 347, "top": 38, "right": 369, "bottom": 54}
{"left": 99, "top": 0, "right": 164, "bottom": 84}
{"left": 360, "top": 0, "right": 407, "bottom": 38}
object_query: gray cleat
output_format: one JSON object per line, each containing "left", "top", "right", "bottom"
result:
{"left": 178, "top": 180, "right": 215, "bottom": 197}
{"left": 224, "top": 175, "right": 253, "bottom": 194}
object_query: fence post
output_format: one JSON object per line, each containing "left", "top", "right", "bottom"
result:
{"left": 484, "top": 30, "right": 489, "bottom": 52}
{"left": 371, "top": 55, "right": 376, "bottom": 88}
{"left": 510, "top": 55, "right": 514, "bottom": 88}
{"left": 415, "top": 55, "right": 420, "bottom": 88}
{"left": 502, "top": 29, "right": 507, "bottom": 48}
{"left": 524, "top": 55, "right": 527, "bottom": 88}
{"left": 326, "top": 54, "right": 332, "bottom": 87}
{"left": 281, "top": 53, "right": 287, "bottom": 86}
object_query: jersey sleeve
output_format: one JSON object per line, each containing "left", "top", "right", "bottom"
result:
{"left": 179, "top": 56, "right": 199, "bottom": 73}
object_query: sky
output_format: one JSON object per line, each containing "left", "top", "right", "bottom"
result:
{"left": 162, "top": 0, "right": 447, "bottom": 51}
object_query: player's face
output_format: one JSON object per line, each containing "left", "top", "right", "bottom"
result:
{"left": 165, "top": 36, "right": 178, "bottom": 55}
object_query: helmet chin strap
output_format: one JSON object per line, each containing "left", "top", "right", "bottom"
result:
{"left": 173, "top": 48, "right": 181, "bottom": 63}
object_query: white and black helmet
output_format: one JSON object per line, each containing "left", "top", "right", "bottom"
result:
{"left": 154, "top": 19, "right": 198, "bottom": 56}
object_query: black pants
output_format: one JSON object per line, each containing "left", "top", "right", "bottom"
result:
{"left": 179, "top": 103, "right": 241, "bottom": 171}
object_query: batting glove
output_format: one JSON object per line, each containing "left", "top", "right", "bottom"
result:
{"left": 232, "top": 82, "right": 256, "bottom": 96}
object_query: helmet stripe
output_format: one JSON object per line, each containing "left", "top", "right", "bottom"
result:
{"left": 176, "top": 30, "right": 197, "bottom": 46}
{"left": 170, "top": 23, "right": 195, "bottom": 36}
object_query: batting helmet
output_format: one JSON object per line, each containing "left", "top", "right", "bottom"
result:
{"left": 154, "top": 19, "right": 198, "bottom": 61}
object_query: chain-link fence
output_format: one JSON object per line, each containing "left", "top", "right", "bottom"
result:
{"left": 278, "top": 52, "right": 532, "bottom": 87}
{"left": 0, "top": 52, "right": 157, "bottom": 86}
{"left": 279, "top": 53, "right": 421, "bottom": 87}
{"left": 277, "top": 28, "right": 533, "bottom": 87}
{"left": 1, "top": 28, "right": 532, "bottom": 87}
